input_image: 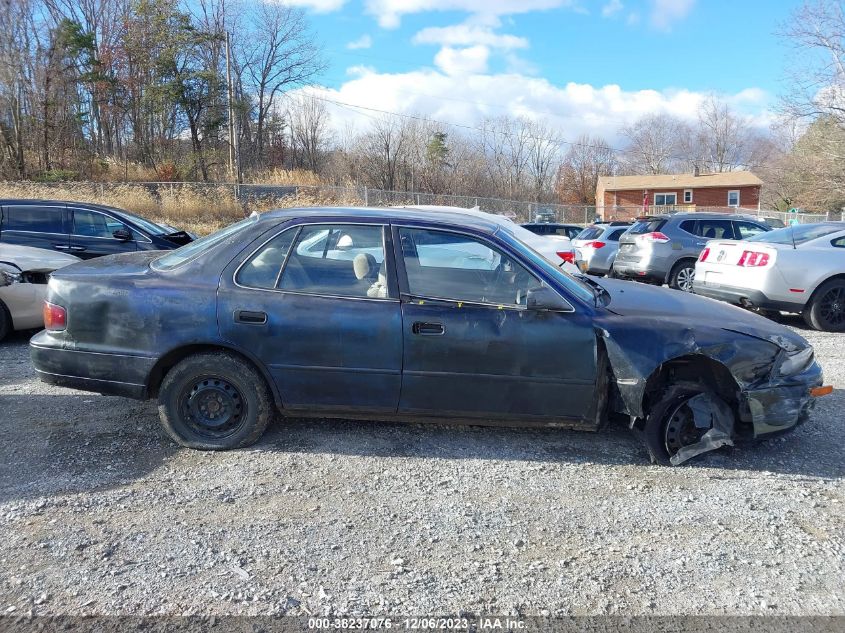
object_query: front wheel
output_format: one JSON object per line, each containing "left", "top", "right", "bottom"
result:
{"left": 668, "top": 260, "right": 697, "bottom": 292}
{"left": 157, "top": 351, "right": 275, "bottom": 450}
{"left": 803, "top": 279, "right": 845, "bottom": 332}
{"left": 642, "top": 384, "right": 734, "bottom": 465}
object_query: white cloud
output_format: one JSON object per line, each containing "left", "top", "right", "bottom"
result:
{"left": 601, "top": 0, "right": 623, "bottom": 18}
{"left": 434, "top": 45, "right": 490, "bottom": 75}
{"left": 414, "top": 23, "right": 528, "bottom": 50}
{"left": 276, "top": 0, "right": 348, "bottom": 12}
{"left": 650, "top": 0, "right": 695, "bottom": 31}
{"left": 347, "top": 34, "right": 373, "bottom": 49}
{"left": 300, "top": 68, "right": 772, "bottom": 144}
{"left": 364, "top": 0, "right": 573, "bottom": 29}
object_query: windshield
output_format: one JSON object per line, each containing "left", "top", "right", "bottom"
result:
{"left": 114, "top": 209, "right": 173, "bottom": 236}
{"left": 747, "top": 224, "right": 843, "bottom": 246}
{"left": 497, "top": 224, "right": 596, "bottom": 304}
{"left": 152, "top": 216, "right": 258, "bottom": 271}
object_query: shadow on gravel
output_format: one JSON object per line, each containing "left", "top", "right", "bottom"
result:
{"left": 0, "top": 393, "right": 174, "bottom": 505}
{"left": 258, "top": 387, "right": 845, "bottom": 480}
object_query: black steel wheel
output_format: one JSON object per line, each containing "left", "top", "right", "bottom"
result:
{"left": 158, "top": 351, "right": 275, "bottom": 450}
{"left": 180, "top": 376, "right": 246, "bottom": 439}
{"left": 805, "top": 279, "right": 845, "bottom": 332}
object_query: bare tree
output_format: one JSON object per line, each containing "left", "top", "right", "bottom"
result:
{"left": 696, "top": 96, "right": 754, "bottom": 172}
{"left": 287, "top": 93, "right": 331, "bottom": 172}
{"left": 357, "top": 115, "right": 412, "bottom": 191}
{"left": 239, "top": 3, "right": 322, "bottom": 166}
{"left": 557, "top": 134, "right": 616, "bottom": 204}
{"left": 619, "top": 113, "right": 689, "bottom": 174}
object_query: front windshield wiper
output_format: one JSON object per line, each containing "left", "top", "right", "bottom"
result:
{"left": 576, "top": 274, "right": 610, "bottom": 307}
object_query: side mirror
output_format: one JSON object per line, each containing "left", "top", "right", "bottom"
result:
{"left": 112, "top": 228, "right": 132, "bottom": 241}
{"left": 526, "top": 286, "right": 571, "bottom": 311}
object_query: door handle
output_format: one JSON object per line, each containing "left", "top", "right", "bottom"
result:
{"left": 68, "top": 246, "right": 86, "bottom": 252}
{"left": 412, "top": 321, "right": 444, "bottom": 336}
{"left": 235, "top": 310, "right": 267, "bottom": 325}
{"left": 53, "top": 244, "right": 71, "bottom": 250}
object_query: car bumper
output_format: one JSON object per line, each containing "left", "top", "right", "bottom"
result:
{"left": 692, "top": 281, "right": 806, "bottom": 313}
{"left": 740, "top": 361, "right": 824, "bottom": 437}
{"left": 612, "top": 251, "right": 668, "bottom": 282}
{"left": 30, "top": 331, "right": 154, "bottom": 399}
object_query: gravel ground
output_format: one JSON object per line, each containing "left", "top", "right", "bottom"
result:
{"left": 0, "top": 316, "right": 843, "bottom": 618}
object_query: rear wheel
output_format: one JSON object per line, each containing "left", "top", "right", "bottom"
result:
{"left": 668, "top": 259, "right": 697, "bottom": 292}
{"left": 642, "top": 384, "right": 731, "bottom": 466}
{"left": 0, "top": 299, "right": 12, "bottom": 342}
{"left": 157, "top": 351, "right": 275, "bottom": 450}
{"left": 804, "top": 279, "right": 845, "bottom": 332}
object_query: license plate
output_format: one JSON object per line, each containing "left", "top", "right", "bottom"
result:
{"left": 704, "top": 271, "right": 722, "bottom": 287}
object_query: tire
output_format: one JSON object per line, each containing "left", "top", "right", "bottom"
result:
{"left": 0, "top": 299, "right": 12, "bottom": 342}
{"left": 803, "top": 279, "right": 845, "bottom": 332}
{"left": 157, "top": 351, "right": 275, "bottom": 450}
{"left": 668, "top": 259, "right": 697, "bottom": 292}
{"left": 642, "top": 384, "right": 728, "bottom": 466}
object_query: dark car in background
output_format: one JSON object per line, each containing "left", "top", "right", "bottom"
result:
{"left": 31, "top": 207, "right": 827, "bottom": 466}
{"left": 0, "top": 199, "right": 194, "bottom": 259}
{"left": 612, "top": 212, "right": 771, "bottom": 291}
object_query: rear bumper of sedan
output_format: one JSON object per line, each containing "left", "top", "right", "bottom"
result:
{"left": 740, "top": 361, "right": 824, "bottom": 437}
{"left": 693, "top": 281, "right": 806, "bottom": 313}
{"left": 30, "top": 331, "right": 153, "bottom": 399}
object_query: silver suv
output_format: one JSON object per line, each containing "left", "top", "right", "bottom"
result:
{"left": 612, "top": 213, "right": 771, "bottom": 291}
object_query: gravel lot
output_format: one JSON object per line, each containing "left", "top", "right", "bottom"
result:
{"left": 0, "top": 316, "right": 843, "bottom": 617}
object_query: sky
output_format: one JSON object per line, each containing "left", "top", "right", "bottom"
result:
{"left": 282, "top": 0, "right": 804, "bottom": 144}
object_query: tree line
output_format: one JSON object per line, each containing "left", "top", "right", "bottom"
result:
{"left": 1, "top": 0, "right": 843, "bottom": 213}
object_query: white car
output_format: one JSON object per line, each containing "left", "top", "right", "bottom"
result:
{"left": 394, "top": 205, "right": 580, "bottom": 272}
{"left": 0, "top": 244, "right": 80, "bottom": 341}
{"left": 693, "top": 223, "right": 845, "bottom": 331}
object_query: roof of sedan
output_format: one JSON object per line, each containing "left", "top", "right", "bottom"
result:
{"left": 260, "top": 206, "right": 507, "bottom": 233}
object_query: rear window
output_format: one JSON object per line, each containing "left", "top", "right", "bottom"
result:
{"left": 607, "top": 228, "right": 628, "bottom": 241}
{"left": 2, "top": 205, "right": 64, "bottom": 233}
{"left": 575, "top": 227, "right": 603, "bottom": 241}
{"left": 679, "top": 220, "right": 697, "bottom": 235}
{"left": 153, "top": 216, "right": 258, "bottom": 271}
{"left": 748, "top": 224, "right": 844, "bottom": 246}
{"left": 628, "top": 219, "right": 666, "bottom": 235}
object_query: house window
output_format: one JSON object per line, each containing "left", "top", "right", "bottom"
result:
{"left": 683, "top": 189, "right": 693, "bottom": 204}
{"left": 654, "top": 193, "right": 677, "bottom": 206}
{"left": 728, "top": 190, "right": 740, "bottom": 207}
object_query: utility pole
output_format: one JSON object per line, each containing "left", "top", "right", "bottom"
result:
{"left": 225, "top": 30, "right": 235, "bottom": 180}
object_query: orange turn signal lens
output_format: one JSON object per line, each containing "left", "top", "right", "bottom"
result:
{"left": 810, "top": 385, "right": 833, "bottom": 398}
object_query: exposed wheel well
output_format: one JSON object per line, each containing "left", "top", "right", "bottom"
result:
{"left": 640, "top": 354, "right": 741, "bottom": 421}
{"left": 146, "top": 343, "right": 281, "bottom": 406}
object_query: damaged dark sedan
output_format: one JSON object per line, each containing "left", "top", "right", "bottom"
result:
{"left": 30, "top": 207, "right": 830, "bottom": 465}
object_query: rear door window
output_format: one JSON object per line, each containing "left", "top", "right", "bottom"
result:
{"left": 678, "top": 220, "right": 697, "bottom": 235}
{"left": 279, "top": 224, "right": 388, "bottom": 299}
{"left": 2, "top": 205, "right": 65, "bottom": 234}
{"left": 607, "top": 228, "right": 628, "bottom": 241}
{"left": 695, "top": 219, "right": 734, "bottom": 240}
{"left": 236, "top": 228, "right": 297, "bottom": 289}
{"left": 576, "top": 227, "right": 603, "bottom": 241}
{"left": 832, "top": 237, "right": 845, "bottom": 248}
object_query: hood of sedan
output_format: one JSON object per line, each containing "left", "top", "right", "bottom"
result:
{"left": 0, "top": 243, "right": 81, "bottom": 272}
{"left": 597, "top": 278, "right": 808, "bottom": 352}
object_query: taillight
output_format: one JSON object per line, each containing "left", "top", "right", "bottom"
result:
{"left": 636, "top": 232, "right": 670, "bottom": 244}
{"left": 43, "top": 301, "right": 67, "bottom": 331}
{"left": 699, "top": 247, "right": 711, "bottom": 262}
{"left": 557, "top": 251, "right": 575, "bottom": 264}
{"left": 737, "top": 250, "right": 770, "bottom": 267}
{"left": 585, "top": 241, "right": 606, "bottom": 249}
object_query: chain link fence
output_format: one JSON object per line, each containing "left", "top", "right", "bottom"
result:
{"left": 2, "top": 180, "right": 837, "bottom": 228}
